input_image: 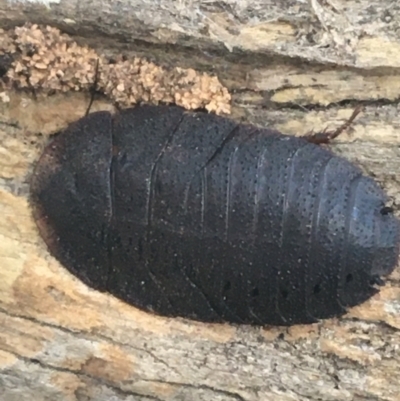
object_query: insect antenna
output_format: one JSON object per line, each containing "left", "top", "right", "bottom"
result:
{"left": 85, "top": 58, "right": 100, "bottom": 116}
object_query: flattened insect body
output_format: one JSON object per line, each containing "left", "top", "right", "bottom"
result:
{"left": 30, "top": 105, "right": 400, "bottom": 326}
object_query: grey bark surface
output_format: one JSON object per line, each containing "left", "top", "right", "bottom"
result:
{"left": 1, "top": 1, "right": 400, "bottom": 401}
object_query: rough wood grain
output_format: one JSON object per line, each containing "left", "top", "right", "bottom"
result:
{"left": 1, "top": 1, "right": 400, "bottom": 401}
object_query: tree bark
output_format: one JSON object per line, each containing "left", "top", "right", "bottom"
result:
{"left": 1, "top": 1, "right": 400, "bottom": 400}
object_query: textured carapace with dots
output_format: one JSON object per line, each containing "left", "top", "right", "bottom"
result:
{"left": 30, "top": 105, "right": 400, "bottom": 326}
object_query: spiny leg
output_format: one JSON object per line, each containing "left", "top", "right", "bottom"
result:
{"left": 304, "top": 105, "right": 364, "bottom": 145}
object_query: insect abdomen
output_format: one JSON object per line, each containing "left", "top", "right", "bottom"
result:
{"left": 30, "top": 105, "right": 400, "bottom": 326}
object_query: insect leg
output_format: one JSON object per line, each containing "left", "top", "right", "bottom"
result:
{"left": 304, "top": 105, "right": 364, "bottom": 145}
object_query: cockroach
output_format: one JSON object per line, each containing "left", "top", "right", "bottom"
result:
{"left": 30, "top": 105, "right": 400, "bottom": 326}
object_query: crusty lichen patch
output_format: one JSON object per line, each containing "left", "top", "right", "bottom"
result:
{"left": 0, "top": 24, "right": 231, "bottom": 114}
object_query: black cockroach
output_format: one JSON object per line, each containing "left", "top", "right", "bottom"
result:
{"left": 30, "top": 105, "right": 400, "bottom": 326}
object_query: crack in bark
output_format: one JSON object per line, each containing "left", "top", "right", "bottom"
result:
{"left": 0, "top": 348, "right": 163, "bottom": 400}
{"left": 0, "top": 347, "right": 247, "bottom": 401}
{"left": 0, "top": 307, "right": 247, "bottom": 399}
{"left": 0, "top": 307, "right": 181, "bottom": 375}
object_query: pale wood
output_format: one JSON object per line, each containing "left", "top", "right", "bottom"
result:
{"left": 1, "top": 1, "right": 400, "bottom": 400}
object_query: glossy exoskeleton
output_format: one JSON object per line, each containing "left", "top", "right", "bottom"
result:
{"left": 30, "top": 105, "right": 400, "bottom": 326}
